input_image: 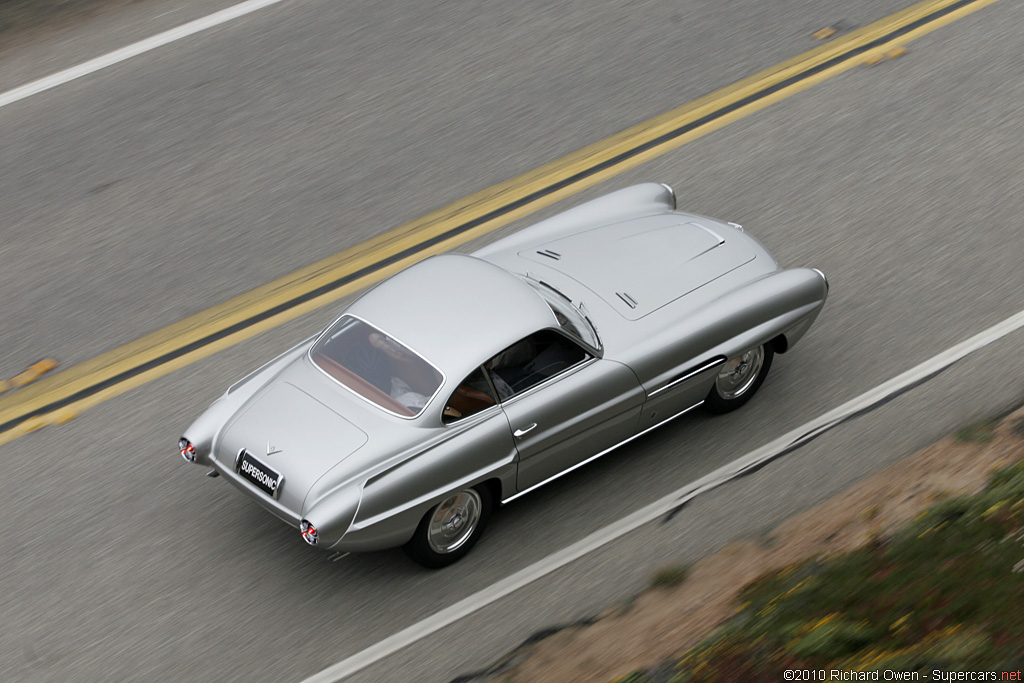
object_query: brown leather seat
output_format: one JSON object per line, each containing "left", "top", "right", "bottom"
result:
{"left": 445, "top": 385, "right": 496, "bottom": 420}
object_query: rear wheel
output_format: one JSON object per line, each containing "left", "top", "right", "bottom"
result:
{"left": 404, "top": 485, "right": 492, "bottom": 568}
{"left": 704, "top": 344, "right": 774, "bottom": 414}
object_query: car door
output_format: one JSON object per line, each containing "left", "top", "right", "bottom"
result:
{"left": 487, "top": 330, "right": 645, "bottom": 493}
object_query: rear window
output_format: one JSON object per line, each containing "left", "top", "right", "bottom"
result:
{"left": 309, "top": 316, "right": 443, "bottom": 417}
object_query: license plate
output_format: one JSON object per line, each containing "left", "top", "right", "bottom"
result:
{"left": 236, "top": 450, "right": 284, "bottom": 499}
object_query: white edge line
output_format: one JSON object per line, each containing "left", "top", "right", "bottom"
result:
{"left": 299, "top": 307, "right": 1024, "bottom": 683}
{"left": 0, "top": 0, "right": 287, "bottom": 109}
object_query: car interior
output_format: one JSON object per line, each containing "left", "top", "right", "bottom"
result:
{"left": 443, "top": 330, "right": 590, "bottom": 423}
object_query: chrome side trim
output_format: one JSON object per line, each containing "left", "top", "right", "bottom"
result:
{"left": 648, "top": 357, "right": 727, "bottom": 398}
{"left": 352, "top": 455, "right": 518, "bottom": 530}
{"left": 501, "top": 401, "right": 704, "bottom": 504}
{"left": 372, "top": 405, "right": 505, "bottom": 485}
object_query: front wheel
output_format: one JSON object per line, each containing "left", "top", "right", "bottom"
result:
{"left": 404, "top": 485, "right": 493, "bottom": 568}
{"left": 704, "top": 344, "right": 774, "bottom": 414}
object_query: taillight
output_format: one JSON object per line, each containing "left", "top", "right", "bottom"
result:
{"left": 179, "top": 437, "right": 196, "bottom": 463}
{"left": 300, "top": 520, "right": 318, "bottom": 546}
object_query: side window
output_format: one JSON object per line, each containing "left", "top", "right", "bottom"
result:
{"left": 484, "top": 330, "right": 590, "bottom": 399}
{"left": 442, "top": 367, "right": 498, "bottom": 423}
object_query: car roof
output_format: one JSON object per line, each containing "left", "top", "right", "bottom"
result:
{"left": 344, "top": 253, "right": 556, "bottom": 381}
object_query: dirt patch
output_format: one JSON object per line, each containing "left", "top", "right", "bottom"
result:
{"left": 474, "top": 406, "right": 1024, "bottom": 683}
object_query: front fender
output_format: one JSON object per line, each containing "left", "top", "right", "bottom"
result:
{"left": 627, "top": 267, "right": 827, "bottom": 389}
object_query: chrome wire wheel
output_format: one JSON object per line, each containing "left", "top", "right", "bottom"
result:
{"left": 426, "top": 489, "right": 483, "bottom": 554}
{"left": 714, "top": 346, "right": 766, "bottom": 400}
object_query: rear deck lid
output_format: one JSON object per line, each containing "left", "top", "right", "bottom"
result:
{"left": 219, "top": 382, "right": 368, "bottom": 512}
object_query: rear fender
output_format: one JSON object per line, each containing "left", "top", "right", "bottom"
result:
{"left": 180, "top": 335, "right": 317, "bottom": 465}
{"left": 340, "top": 408, "right": 517, "bottom": 551}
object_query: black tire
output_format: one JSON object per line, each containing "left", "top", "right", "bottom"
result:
{"left": 704, "top": 344, "right": 774, "bottom": 414}
{"left": 403, "top": 485, "right": 493, "bottom": 568}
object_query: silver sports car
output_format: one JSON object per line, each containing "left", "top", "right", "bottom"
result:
{"left": 179, "top": 183, "right": 828, "bottom": 567}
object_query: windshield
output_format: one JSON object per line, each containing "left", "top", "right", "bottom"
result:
{"left": 522, "top": 277, "right": 601, "bottom": 350}
{"left": 309, "top": 316, "right": 443, "bottom": 417}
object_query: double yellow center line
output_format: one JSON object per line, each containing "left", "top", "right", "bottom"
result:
{"left": 0, "top": 0, "right": 998, "bottom": 445}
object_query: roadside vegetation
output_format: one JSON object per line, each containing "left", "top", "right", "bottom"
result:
{"left": 956, "top": 418, "right": 999, "bottom": 444}
{"left": 617, "top": 460, "right": 1024, "bottom": 682}
{"left": 473, "top": 410, "right": 1024, "bottom": 683}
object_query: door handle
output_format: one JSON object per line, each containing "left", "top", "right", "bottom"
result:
{"left": 513, "top": 423, "right": 538, "bottom": 438}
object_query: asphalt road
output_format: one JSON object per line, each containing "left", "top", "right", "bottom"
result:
{"left": 1, "top": 0, "right": 1023, "bottom": 681}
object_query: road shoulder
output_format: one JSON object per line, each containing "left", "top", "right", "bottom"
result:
{"left": 468, "top": 402, "right": 1024, "bottom": 682}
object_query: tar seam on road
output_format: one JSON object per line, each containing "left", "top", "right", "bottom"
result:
{"left": 662, "top": 359, "right": 961, "bottom": 521}
{"left": 0, "top": 0, "right": 995, "bottom": 443}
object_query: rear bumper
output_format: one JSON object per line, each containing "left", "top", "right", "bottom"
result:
{"left": 209, "top": 455, "right": 302, "bottom": 527}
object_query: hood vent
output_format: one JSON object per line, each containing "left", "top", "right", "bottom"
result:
{"left": 536, "top": 249, "right": 562, "bottom": 260}
{"left": 616, "top": 291, "right": 638, "bottom": 309}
